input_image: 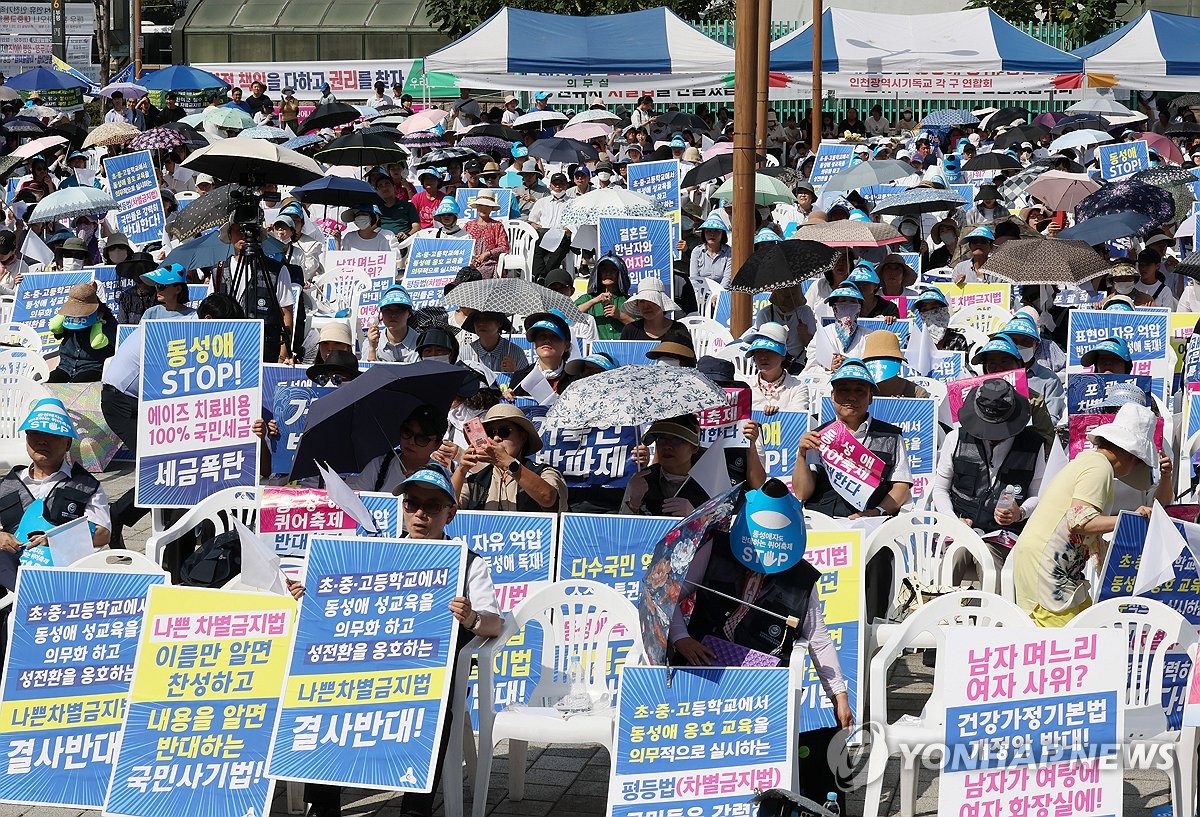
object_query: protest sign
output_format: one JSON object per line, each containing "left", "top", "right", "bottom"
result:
{"left": 1065, "top": 373, "right": 1152, "bottom": 415}
{"left": 268, "top": 536, "right": 464, "bottom": 790}
{"left": 814, "top": 421, "right": 885, "bottom": 512}
{"left": 104, "top": 585, "right": 294, "bottom": 817}
{"left": 455, "top": 188, "right": 515, "bottom": 221}
{"left": 587, "top": 340, "right": 658, "bottom": 368}
{"left": 319, "top": 250, "right": 395, "bottom": 330}
{"left": 402, "top": 237, "right": 475, "bottom": 310}
{"left": 608, "top": 666, "right": 793, "bottom": 817}
{"left": 13, "top": 267, "right": 119, "bottom": 354}
{"left": 1098, "top": 139, "right": 1149, "bottom": 181}
{"left": 928, "top": 350, "right": 966, "bottom": 383}
{"left": 446, "top": 511, "right": 556, "bottom": 728}
{"left": 1068, "top": 307, "right": 1171, "bottom": 400}
{"left": 558, "top": 514, "right": 677, "bottom": 604}
{"left": 0, "top": 566, "right": 165, "bottom": 808}
{"left": 808, "top": 143, "right": 856, "bottom": 189}
{"left": 881, "top": 296, "right": 908, "bottom": 318}
{"left": 934, "top": 282, "right": 1012, "bottom": 313}
{"left": 1054, "top": 287, "right": 1097, "bottom": 308}
{"left": 698, "top": 387, "right": 752, "bottom": 447}
{"left": 102, "top": 151, "right": 165, "bottom": 247}
{"left": 261, "top": 363, "right": 335, "bottom": 476}
{"left": 751, "top": 410, "right": 808, "bottom": 491}
{"left": 858, "top": 317, "right": 911, "bottom": 348}
{"left": 259, "top": 486, "right": 358, "bottom": 556}
{"left": 1170, "top": 312, "right": 1200, "bottom": 380}
{"left": 820, "top": 397, "right": 936, "bottom": 497}
{"left": 945, "top": 369, "right": 1029, "bottom": 424}
{"left": 856, "top": 184, "right": 908, "bottom": 205}
{"left": 625, "top": 160, "right": 681, "bottom": 259}
{"left": 135, "top": 320, "right": 262, "bottom": 507}
{"left": 537, "top": 427, "right": 639, "bottom": 490}
{"left": 598, "top": 217, "right": 674, "bottom": 296}
{"left": 938, "top": 628, "right": 1124, "bottom": 817}
{"left": 799, "top": 530, "right": 863, "bottom": 733}
{"left": 713, "top": 290, "right": 771, "bottom": 330}
{"left": 197, "top": 60, "right": 419, "bottom": 101}
{"left": 1068, "top": 413, "right": 1163, "bottom": 458}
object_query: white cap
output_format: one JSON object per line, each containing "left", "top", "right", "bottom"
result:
{"left": 195, "top": 173, "right": 215, "bottom": 186}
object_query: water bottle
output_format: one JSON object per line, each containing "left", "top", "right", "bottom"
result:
{"left": 995, "top": 484, "right": 1021, "bottom": 513}
{"left": 557, "top": 653, "right": 591, "bottom": 713}
{"left": 823, "top": 792, "right": 841, "bottom": 816}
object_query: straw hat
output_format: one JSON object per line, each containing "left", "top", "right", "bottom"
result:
{"left": 471, "top": 190, "right": 500, "bottom": 209}
{"left": 58, "top": 282, "right": 100, "bottom": 319}
{"left": 482, "top": 403, "right": 543, "bottom": 456}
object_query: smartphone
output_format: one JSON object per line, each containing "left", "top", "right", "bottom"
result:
{"left": 1050, "top": 211, "right": 1067, "bottom": 231}
{"left": 465, "top": 417, "right": 489, "bottom": 450}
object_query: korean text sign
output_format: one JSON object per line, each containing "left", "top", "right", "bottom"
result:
{"left": 1098, "top": 140, "right": 1149, "bottom": 182}
{"left": 258, "top": 486, "right": 358, "bottom": 557}
{"left": 102, "top": 151, "right": 166, "bottom": 247}
{"left": 945, "top": 369, "right": 1029, "bottom": 424}
{"left": 14, "top": 267, "right": 118, "bottom": 354}
{"left": 799, "top": 530, "right": 864, "bottom": 734}
{"left": 267, "top": 537, "right": 465, "bottom": 791}
{"left": 321, "top": 250, "right": 395, "bottom": 330}
{"left": 937, "top": 628, "right": 1124, "bottom": 817}
{"left": 815, "top": 421, "right": 884, "bottom": 512}
{"left": 261, "top": 362, "right": 335, "bottom": 476}
{"left": 455, "top": 188, "right": 515, "bottom": 222}
{"left": 0, "top": 567, "right": 164, "bottom": 809}
{"left": 598, "top": 216, "right": 673, "bottom": 297}
{"left": 934, "top": 282, "right": 1013, "bottom": 312}
{"left": 1065, "top": 373, "right": 1152, "bottom": 415}
{"left": 402, "top": 237, "right": 475, "bottom": 310}
{"left": 820, "top": 397, "right": 936, "bottom": 497}
{"left": 1068, "top": 307, "right": 1170, "bottom": 400}
{"left": 750, "top": 410, "right": 808, "bottom": 491}
{"left": 808, "top": 143, "right": 856, "bottom": 189}
{"left": 608, "top": 666, "right": 793, "bottom": 817}
{"left": 135, "top": 320, "right": 262, "bottom": 507}
{"left": 537, "top": 426, "right": 639, "bottom": 490}
{"left": 625, "top": 160, "right": 680, "bottom": 258}
{"left": 103, "top": 585, "right": 295, "bottom": 817}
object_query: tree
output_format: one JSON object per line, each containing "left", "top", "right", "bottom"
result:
{"left": 427, "top": 0, "right": 719, "bottom": 39}
{"left": 965, "top": 0, "right": 1122, "bottom": 48}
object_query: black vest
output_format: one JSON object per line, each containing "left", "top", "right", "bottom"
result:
{"left": 806, "top": 418, "right": 902, "bottom": 518}
{"left": 640, "top": 464, "right": 710, "bottom": 516}
{"left": 949, "top": 428, "right": 1042, "bottom": 532}
{"left": 0, "top": 463, "right": 100, "bottom": 534}
{"left": 463, "top": 461, "right": 553, "bottom": 512}
{"left": 686, "top": 530, "right": 821, "bottom": 664}
{"left": 222, "top": 256, "right": 284, "bottom": 355}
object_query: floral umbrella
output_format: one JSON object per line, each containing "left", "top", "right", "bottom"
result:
{"left": 542, "top": 366, "right": 728, "bottom": 431}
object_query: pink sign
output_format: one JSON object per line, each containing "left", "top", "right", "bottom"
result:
{"left": 882, "top": 295, "right": 908, "bottom": 319}
{"left": 945, "top": 369, "right": 1029, "bottom": 423}
{"left": 1068, "top": 413, "right": 1163, "bottom": 459}
{"left": 698, "top": 387, "right": 751, "bottom": 447}
{"left": 816, "top": 421, "right": 884, "bottom": 511}
{"left": 259, "top": 485, "right": 358, "bottom": 556}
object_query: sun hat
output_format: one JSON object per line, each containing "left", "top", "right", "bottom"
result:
{"left": 698, "top": 214, "right": 728, "bottom": 233}
{"left": 416, "top": 326, "right": 460, "bottom": 357}
{"left": 696, "top": 355, "right": 742, "bottom": 388}
{"left": 826, "top": 285, "right": 864, "bottom": 303}
{"left": 143, "top": 264, "right": 186, "bottom": 287}
{"left": 318, "top": 321, "right": 354, "bottom": 346}
{"left": 480, "top": 403, "right": 542, "bottom": 456}
{"left": 517, "top": 159, "right": 540, "bottom": 174}
{"left": 623, "top": 278, "right": 681, "bottom": 317}
{"left": 1087, "top": 403, "right": 1158, "bottom": 491}
{"left": 271, "top": 213, "right": 298, "bottom": 231}
{"left": 877, "top": 253, "right": 917, "bottom": 288}
{"left": 564, "top": 352, "right": 617, "bottom": 377}
{"left": 195, "top": 173, "right": 215, "bottom": 187}
{"left": 60, "top": 238, "right": 89, "bottom": 258}
{"left": 754, "top": 227, "right": 781, "bottom": 244}
{"left": 959, "top": 378, "right": 1032, "bottom": 442}
{"left": 58, "top": 282, "right": 100, "bottom": 326}
{"left": 397, "top": 462, "right": 457, "bottom": 502}
{"left": 682, "top": 147, "right": 703, "bottom": 163}
{"left": 1101, "top": 381, "right": 1149, "bottom": 410}
{"left": 19, "top": 398, "right": 76, "bottom": 440}
{"left": 793, "top": 180, "right": 815, "bottom": 196}
{"left": 479, "top": 160, "right": 502, "bottom": 177}
{"left": 746, "top": 322, "right": 789, "bottom": 357}
{"left": 863, "top": 329, "right": 906, "bottom": 381}
{"left": 970, "top": 334, "right": 1022, "bottom": 366}
{"left": 339, "top": 203, "right": 381, "bottom": 224}
{"left": 829, "top": 358, "right": 877, "bottom": 391}
{"left": 962, "top": 224, "right": 996, "bottom": 243}
{"left": 379, "top": 285, "right": 413, "bottom": 310}
{"left": 305, "top": 349, "right": 360, "bottom": 383}
{"left": 1081, "top": 336, "right": 1132, "bottom": 368}
{"left": 430, "top": 197, "right": 461, "bottom": 219}
{"left": 645, "top": 414, "right": 700, "bottom": 448}
{"left": 998, "top": 313, "right": 1040, "bottom": 343}
{"left": 461, "top": 310, "right": 514, "bottom": 334}
{"left": 471, "top": 190, "right": 500, "bottom": 209}
{"left": 646, "top": 341, "right": 696, "bottom": 366}
{"left": 524, "top": 309, "right": 571, "bottom": 341}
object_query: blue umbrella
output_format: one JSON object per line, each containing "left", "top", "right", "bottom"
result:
{"left": 1057, "top": 210, "right": 1154, "bottom": 244}
{"left": 4, "top": 66, "right": 90, "bottom": 91}
{"left": 1075, "top": 180, "right": 1175, "bottom": 228}
{"left": 289, "top": 176, "right": 381, "bottom": 207}
{"left": 919, "top": 109, "right": 979, "bottom": 129}
{"left": 163, "top": 229, "right": 284, "bottom": 271}
{"left": 871, "top": 187, "right": 966, "bottom": 217}
{"left": 139, "top": 65, "right": 229, "bottom": 92}
{"left": 281, "top": 134, "right": 325, "bottom": 151}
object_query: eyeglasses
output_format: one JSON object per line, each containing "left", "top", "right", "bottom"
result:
{"left": 645, "top": 434, "right": 686, "bottom": 447}
{"left": 311, "top": 373, "right": 350, "bottom": 387}
{"left": 402, "top": 497, "right": 451, "bottom": 515}
{"left": 399, "top": 428, "right": 436, "bottom": 447}
{"left": 488, "top": 424, "right": 515, "bottom": 440}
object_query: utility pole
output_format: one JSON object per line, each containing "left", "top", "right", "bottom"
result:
{"left": 810, "top": 0, "right": 822, "bottom": 151}
{"left": 729, "top": 0, "right": 760, "bottom": 337}
{"left": 131, "top": 0, "right": 142, "bottom": 78}
{"left": 755, "top": 2, "right": 770, "bottom": 157}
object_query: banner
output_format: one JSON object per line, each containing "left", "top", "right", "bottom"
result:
{"left": 586, "top": 340, "right": 657, "bottom": 368}
{"left": 13, "top": 267, "right": 118, "bottom": 354}
{"left": 195, "top": 60, "right": 423, "bottom": 101}
{"left": 937, "top": 628, "right": 1124, "bottom": 817}
{"left": 1, "top": 3, "right": 95, "bottom": 35}
{"left": 945, "top": 369, "right": 1029, "bottom": 424}
{"left": 1068, "top": 413, "right": 1163, "bottom": 459}
{"left": 268, "top": 536, "right": 465, "bottom": 791}
{"left": 1169, "top": 312, "right": 1200, "bottom": 380}
{"left": 261, "top": 362, "right": 334, "bottom": 476}
{"left": 455, "top": 188, "right": 515, "bottom": 222}
{"left": 318, "top": 250, "right": 395, "bottom": 330}
{"left": 102, "top": 151, "right": 166, "bottom": 248}
{"left": 751, "top": 410, "right": 808, "bottom": 491}
{"left": 1097, "top": 140, "right": 1149, "bottom": 182}
{"left": 608, "top": 666, "right": 793, "bottom": 817}
{"left": 1064, "top": 373, "right": 1152, "bottom": 415}
{"left": 625, "top": 160, "right": 680, "bottom": 259}
{"left": 808, "top": 143, "right": 855, "bottom": 189}
{"left": 698, "top": 387, "right": 751, "bottom": 448}
{"left": 558, "top": 514, "right": 677, "bottom": 604}
{"left": 820, "top": 397, "right": 935, "bottom": 497}
{"left": 259, "top": 486, "right": 358, "bottom": 557}
{"left": 598, "top": 216, "right": 674, "bottom": 296}
{"left": 402, "top": 237, "right": 475, "bottom": 310}
{"left": 799, "top": 530, "right": 863, "bottom": 733}
{"left": 536, "top": 426, "right": 639, "bottom": 490}
{"left": 1067, "top": 307, "right": 1171, "bottom": 400}
{"left": 135, "top": 320, "right": 262, "bottom": 507}
{"left": 814, "top": 421, "right": 884, "bottom": 512}
{"left": 0, "top": 567, "right": 164, "bottom": 808}
{"left": 104, "top": 586, "right": 295, "bottom": 817}
{"left": 857, "top": 317, "right": 911, "bottom": 348}
{"left": 934, "top": 282, "right": 1012, "bottom": 313}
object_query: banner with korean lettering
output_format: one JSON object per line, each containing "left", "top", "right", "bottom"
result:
{"left": 799, "top": 530, "right": 863, "bottom": 733}
{"left": 319, "top": 250, "right": 395, "bottom": 330}
{"left": 1097, "top": 140, "right": 1149, "bottom": 182}
{"left": 625, "top": 160, "right": 680, "bottom": 258}
{"left": 455, "top": 188, "right": 515, "bottom": 222}
{"left": 195, "top": 60, "right": 423, "bottom": 101}
{"left": 1170, "top": 312, "right": 1200, "bottom": 383}
{"left": 102, "top": 151, "right": 165, "bottom": 247}
{"left": 820, "top": 397, "right": 935, "bottom": 497}
{"left": 1068, "top": 307, "right": 1171, "bottom": 401}
{"left": 103, "top": 585, "right": 295, "bottom": 817}
{"left": 937, "top": 628, "right": 1124, "bottom": 817}
{"left": 259, "top": 486, "right": 358, "bottom": 557}
{"left": 446, "top": 511, "right": 556, "bottom": 728}
{"left": 261, "top": 363, "right": 335, "bottom": 476}
{"left": 928, "top": 351, "right": 965, "bottom": 384}
{"left": 808, "top": 143, "right": 855, "bottom": 190}
{"left": 699, "top": 387, "right": 751, "bottom": 448}
{"left": 598, "top": 216, "right": 674, "bottom": 296}
{"left": 750, "top": 410, "right": 807, "bottom": 491}
{"left": 402, "top": 237, "right": 475, "bottom": 310}
{"left": 1065, "top": 373, "right": 1152, "bottom": 415}
{"left": 934, "top": 282, "right": 1013, "bottom": 313}
{"left": 815, "top": 421, "right": 885, "bottom": 512}
{"left": 267, "top": 536, "right": 465, "bottom": 790}
{"left": 608, "top": 666, "right": 793, "bottom": 817}
{"left": 135, "top": 320, "right": 262, "bottom": 507}
{"left": 0, "top": 567, "right": 164, "bottom": 809}
{"left": 13, "top": 267, "right": 118, "bottom": 354}
{"left": 536, "top": 426, "right": 639, "bottom": 489}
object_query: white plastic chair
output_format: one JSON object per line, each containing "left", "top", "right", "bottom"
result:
{"left": 948, "top": 304, "right": 1011, "bottom": 336}
{"left": 1068, "top": 598, "right": 1200, "bottom": 817}
{"left": 804, "top": 509, "right": 850, "bottom": 530}
{"left": 678, "top": 315, "right": 734, "bottom": 358}
{"left": 711, "top": 339, "right": 756, "bottom": 381}
{"left": 498, "top": 220, "right": 538, "bottom": 280}
{"left": 0, "top": 323, "right": 42, "bottom": 354}
{"left": 70, "top": 549, "right": 168, "bottom": 577}
{"left": 147, "top": 487, "right": 258, "bottom": 570}
{"left": 0, "top": 375, "right": 51, "bottom": 469}
{"left": 861, "top": 591, "right": 1033, "bottom": 817}
{"left": 694, "top": 278, "right": 725, "bottom": 321}
{"left": 0, "top": 296, "right": 14, "bottom": 325}
{"left": 0, "top": 348, "right": 50, "bottom": 382}
{"left": 470, "top": 580, "right": 641, "bottom": 817}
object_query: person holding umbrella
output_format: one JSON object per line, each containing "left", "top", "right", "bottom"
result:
{"left": 461, "top": 311, "right": 527, "bottom": 374}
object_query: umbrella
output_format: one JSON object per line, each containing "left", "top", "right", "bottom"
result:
{"left": 412, "top": 146, "right": 481, "bottom": 169}
{"left": 289, "top": 361, "right": 468, "bottom": 480}
{"left": 165, "top": 184, "right": 237, "bottom": 241}
{"left": 1171, "top": 94, "right": 1200, "bottom": 111}
{"left": 0, "top": 117, "right": 47, "bottom": 137}
{"left": 1164, "top": 122, "right": 1200, "bottom": 138}
{"left": 399, "top": 132, "right": 449, "bottom": 149}
{"left": 314, "top": 132, "right": 408, "bottom": 167}
{"left": 299, "top": 101, "right": 362, "bottom": 134}
{"left": 681, "top": 154, "right": 736, "bottom": 188}
{"left": 1057, "top": 210, "right": 1154, "bottom": 244}
{"left": 354, "top": 106, "right": 381, "bottom": 119}
{"left": 98, "top": 82, "right": 147, "bottom": 99}
{"left": 139, "top": 65, "right": 229, "bottom": 92}
{"left": 0, "top": 156, "right": 24, "bottom": 184}
{"left": 1075, "top": 180, "right": 1175, "bottom": 227}
{"left": 1066, "top": 94, "right": 1137, "bottom": 117}
{"left": 919, "top": 109, "right": 979, "bottom": 128}
{"left": 26, "top": 187, "right": 117, "bottom": 222}
{"left": 792, "top": 220, "right": 906, "bottom": 248}
{"left": 528, "top": 137, "right": 599, "bottom": 164}
{"left": 399, "top": 109, "right": 449, "bottom": 135}
{"left": 556, "top": 123, "right": 612, "bottom": 142}
{"left": 871, "top": 187, "right": 966, "bottom": 217}
{"left": 48, "top": 120, "right": 87, "bottom": 146}
{"left": 1033, "top": 111, "right": 1066, "bottom": 129}
{"left": 1050, "top": 114, "right": 1114, "bottom": 134}
{"left": 979, "top": 106, "right": 1032, "bottom": 130}
{"left": 1173, "top": 251, "right": 1200, "bottom": 283}
{"left": 372, "top": 113, "right": 411, "bottom": 128}
{"left": 542, "top": 366, "right": 729, "bottom": 431}
{"left": 11, "top": 135, "right": 68, "bottom": 161}
{"left": 360, "top": 125, "right": 406, "bottom": 142}
{"left": 458, "top": 135, "right": 513, "bottom": 154}
{"left": 561, "top": 188, "right": 663, "bottom": 226}
{"left": 654, "top": 111, "right": 709, "bottom": 132}
{"left": 759, "top": 165, "right": 801, "bottom": 188}
{"left": 566, "top": 109, "right": 621, "bottom": 127}
{"left": 458, "top": 123, "right": 523, "bottom": 142}
{"left": 82, "top": 121, "right": 141, "bottom": 149}
{"left": 289, "top": 176, "right": 382, "bottom": 207}
{"left": 1131, "top": 165, "right": 1197, "bottom": 221}
{"left": 729, "top": 240, "right": 839, "bottom": 293}
{"left": 982, "top": 238, "right": 1112, "bottom": 286}
{"left": 163, "top": 228, "right": 283, "bottom": 270}
{"left": 823, "top": 159, "right": 916, "bottom": 191}
{"left": 703, "top": 141, "right": 735, "bottom": 160}
{"left": 512, "top": 110, "right": 568, "bottom": 129}
{"left": 0, "top": 87, "right": 20, "bottom": 103}
{"left": 204, "top": 106, "right": 255, "bottom": 132}
{"left": 1022, "top": 170, "right": 1101, "bottom": 212}
{"left": 961, "top": 152, "right": 1023, "bottom": 172}
{"left": 440, "top": 278, "right": 587, "bottom": 323}
{"left": 4, "top": 66, "right": 89, "bottom": 91}
{"left": 180, "top": 113, "right": 206, "bottom": 127}
{"left": 128, "top": 126, "right": 189, "bottom": 152}
{"left": 281, "top": 134, "right": 326, "bottom": 151}
{"left": 1047, "top": 129, "right": 1114, "bottom": 153}
{"left": 1125, "top": 132, "right": 1185, "bottom": 164}
{"left": 713, "top": 173, "right": 795, "bottom": 206}
{"left": 991, "top": 124, "right": 1048, "bottom": 150}
{"left": 410, "top": 306, "right": 459, "bottom": 335}
{"left": 182, "top": 138, "right": 323, "bottom": 186}
{"left": 161, "top": 121, "right": 209, "bottom": 148}
{"left": 23, "top": 106, "right": 57, "bottom": 121}
{"left": 240, "top": 125, "right": 291, "bottom": 141}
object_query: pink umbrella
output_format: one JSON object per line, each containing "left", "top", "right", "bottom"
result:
{"left": 11, "top": 134, "right": 68, "bottom": 160}
{"left": 557, "top": 122, "right": 612, "bottom": 141}
{"left": 1128, "top": 132, "right": 1185, "bottom": 164}
{"left": 1033, "top": 111, "right": 1065, "bottom": 128}
{"left": 704, "top": 141, "right": 735, "bottom": 160}
{"left": 399, "top": 108, "right": 448, "bottom": 135}
{"left": 1024, "top": 170, "right": 1101, "bottom": 212}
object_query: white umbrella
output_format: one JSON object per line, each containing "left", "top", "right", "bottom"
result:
{"left": 513, "top": 110, "right": 568, "bottom": 128}
{"left": 1065, "top": 92, "right": 1136, "bottom": 117}
{"left": 27, "top": 187, "right": 117, "bottom": 222}
{"left": 399, "top": 108, "right": 448, "bottom": 135}
{"left": 556, "top": 122, "right": 613, "bottom": 141}
{"left": 1048, "top": 129, "right": 1114, "bottom": 152}
{"left": 560, "top": 187, "right": 663, "bottom": 226}
{"left": 98, "top": 82, "right": 148, "bottom": 99}
{"left": 566, "top": 108, "right": 621, "bottom": 127}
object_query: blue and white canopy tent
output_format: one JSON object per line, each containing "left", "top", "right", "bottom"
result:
{"left": 423, "top": 7, "right": 736, "bottom": 91}
{"left": 768, "top": 8, "right": 1084, "bottom": 98}
{"left": 1073, "top": 11, "right": 1200, "bottom": 92}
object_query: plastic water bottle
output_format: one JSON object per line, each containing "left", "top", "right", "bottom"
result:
{"left": 823, "top": 792, "right": 841, "bottom": 816}
{"left": 995, "top": 484, "right": 1021, "bottom": 513}
{"left": 556, "top": 653, "right": 591, "bottom": 713}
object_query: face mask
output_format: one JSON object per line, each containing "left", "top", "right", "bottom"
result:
{"left": 61, "top": 257, "right": 84, "bottom": 271}
{"left": 76, "top": 226, "right": 95, "bottom": 242}
{"left": 833, "top": 302, "right": 860, "bottom": 322}
{"left": 551, "top": 190, "right": 566, "bottom": 200}
{"left": 596, "top": 172, "right": 612, "bottom": 182}
{"left": 354, "top": 216, "right": 373, "bottom": 230}
{"left": 1018, "top": 344, "right": 1036, "bottom": 364}
{"left": 424, "top": 354, "right": 450, "bottom": 363}
{"left": 107, "top": 248, "right": 128, "bottom": 264}
{"left": 1113, "top": 280, "right": 1135, "bottom": 294}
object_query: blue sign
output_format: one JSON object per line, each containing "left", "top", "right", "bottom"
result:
{"left": 820, "top": 396, "right": 936, "bottom": 497}
{"left": 455, "top": 188, "right": 516, "bottom": 222}
{"left": 857, "top": 185, "right": 908, "bottom": 204}
{"left": 0, "top": 568, "right": 164, "bottom": 808}
{"left": 1098, "top": 140, "right": 1150, "bottom": 182}
{"left": 1065, "top": 373, "right": 1152, "bottom": 414}
{"left": 598, "top": 216, "right": 673, "bottom": 297}
{"left": 402, "top": 236, "right": 475, "bottom": 310}
{"left": 858, "top": 317, "right": 912, "bottom": 348}
{"left": 135, "top": 320, "right": 262, "bottom": 507}
{"left": 809, "top": 143, "right": 856, "bottom": 189}
{"left": 587, "top": 340, "right": 657, "bottom": 368}
{"left": 1068, "top": 308, "right": 1169, "bottom": 400}
{"left": 626, "top": 160, "right": 681, "bottom": 259}
{"left": 13, "top": 267, "right": 119, "bottom": 354}
{"left": 558, "top": 514, "right": 677, "bottom": 604}
{"left": 261, "top": 363, "right": 336, "bottom": 475}
{"left": 751, "top": 410, "right": 808, "bottom": 486}
{"left": 268, "top": 536, "right": 466, "bottom": 790}
{"left": 929, "top": 351, "right": 965, "bottom": 383}
{"left": 714, "top": 290, "right": 771, "bottom": 330}
{"left": 102, "top": 150, "right": 166, "bottom": 246}
{"left": 536, "top": 426, "right": 639, "bottom": 489}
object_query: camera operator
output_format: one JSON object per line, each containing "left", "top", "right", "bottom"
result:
{"left": 218, "top": 212, "right": 295, "bottom": 363}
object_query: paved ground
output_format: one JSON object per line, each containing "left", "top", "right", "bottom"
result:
{"left": 6, "top": 464, "right": 1177, "bottom": 817}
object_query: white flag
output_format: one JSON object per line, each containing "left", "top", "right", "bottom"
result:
{"left": 810, "top": 326, "right": 837, "bottom": 370}
{"left": 317, "top": 461, "right": 380, "bottom": 534}
{"left": 905, "top": 325, "right": 933, "bottom": 376}
{"left": 20, "top": 229, "right": 53, "bottom": 266}
{"left": 689, "top": 441, "right": 733, "bottom": 499}
{"left": 233, "top": 518, "right": 287, "bottom": 596}
{"left": 1041, "top": 436, "right": 1069, "bottom": 490}
{"left": 1134, "top": 501, "right": 1186, "bottom": 596}
{"left": 518, "top": 366, "right": 558, "bottom": 406}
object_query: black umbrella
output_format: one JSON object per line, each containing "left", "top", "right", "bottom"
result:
{"left": 0, "top": 117, "right": 47, "bottom": 137}
{"left": 1050, "top": 114, "right": 1113, "bottom": 134}
{"left": 1165, "top": 122, "right": 1200, "bottom": 137}
{"left": 653, "top": 112, "right": 708, "bottom": 132}
{"left": 161, "top": 121, "right": 209, "bottom": 148}
{"left": 1075, "top": 180, "right": 1176, "bottom": 227}
{"left": 528, "top": 137, "right": 599, "bottom": 164}
{"left": 981, "top": 106, "right": 1032, "bottom": 130}
{"left": 359, "top": 125, "right": 406, "bottom": 143}
{"left": 299, "top": 101, "right": 362, "bottom": 134}
{"left": 412, "top": 146, "right": 481, "bottom": 169}
{"left": 1174, "top": 251, "right": 1200, "bottom": 283}
{"left": 982, "top": 238, "right": 1112, "bottom": 286}
{"left": 0, "top": 155, "right": 24, "bottom": 184}
{"left": 289, "top": 361, "right": 469, "bottom": 480}
{"left": 961, "top": 152, "right": 1023, "bottom": 172}
{"left": 314, "top": 132, "right": 408, "bottom": 167}
{"left": 460, "top": 123, "right": 523, "bottom": 142}
{"left": 681, "top": 154, "right": 734, "bottom": 187}
{"left": 289, "top": 176, "right": 382, "bottom": 207}
{"left": 991, "top": 124, "right": 1048, "bottom": 150}
{"left": 1057, "top": 210, "right": 1154, "bottom": 244}
{"left": 164, "top": 184, "right": 237, "bottom": 241}
{"left": 1031, "top": 155, "right": 1086, "bottom": 174}
{"left": 730, "top": 240, "right": 839, "bottom": 293}
{"left": 47, "top": 121, "right": 87, "bottom": 147}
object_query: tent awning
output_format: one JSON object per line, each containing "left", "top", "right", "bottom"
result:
{"left": 423, "top": 6, "right": 736, "bottom": 91}
{"left": 1073, "top": 11, "right": 1200, "bottom": 91}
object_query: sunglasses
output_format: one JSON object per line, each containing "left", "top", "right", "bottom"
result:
{"left": 402, "top": 497, "right": 451, "bottom": 515}
{"left": 311, "top": 373, "right": 351, "bottom": 387}
{"left": 399, "top": 428, "right": 436, "bottom": 447}
{"left": 488, "top": 424, "right": 515, "bottom": 440}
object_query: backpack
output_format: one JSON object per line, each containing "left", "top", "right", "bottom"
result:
{"left": 180, "top": 523, "right": 241, "bottom": 587}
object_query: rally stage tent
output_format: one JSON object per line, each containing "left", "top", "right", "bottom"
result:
{"left": 422, "top": 6, "right": 736, "bottom": 91}
{"left": 768, "top": 7, "right": 1084, "bottom": 97}
{"left": 1073, "top": 10, "right": 1200, "bottom": 92}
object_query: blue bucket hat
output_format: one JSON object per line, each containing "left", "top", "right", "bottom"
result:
{"left": 827, "top": 285, "right": 864, "bottom": 303}
{"left": 970, "top": 334, "right": 1022, "bottom": 366}
{"left": 754, "top": 227, "right": 781, "bottom": 244}
{"left": 964, "top": 224, "right": 995, "bottom": 243}
{"left": 19, "top": 398, "right": 77, "bottom": 440}
{"left": 399, "top": 462, "right": 456, "bottom": 503}
{"left": 669, "top": 134, "right": 687, "bottom": 149}
{"left": 912, "top": 288, "right": 949, "bottom": 310}
{"left": 379, "top": 285, "right": 413, "bottom": 310}
{"left": 698, "top": 214, "right": 728, "bottom": 232}
{"left": 829, "top": 358, "right": 877, "bottom": 391}
{"left": 433, "top": 197, "right": 461, "bottom": 218}
{"left": 143, "top": 263, "right": 186, "bottom": 287}
{"left": 1081, "top": 336, "right": 1132, "bottom": 368}
{"left": 525, "top": 309, "right": 571, "bottom": 341}
{"left": 999, "top": 314, "right": 1039, "bottom": 342}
